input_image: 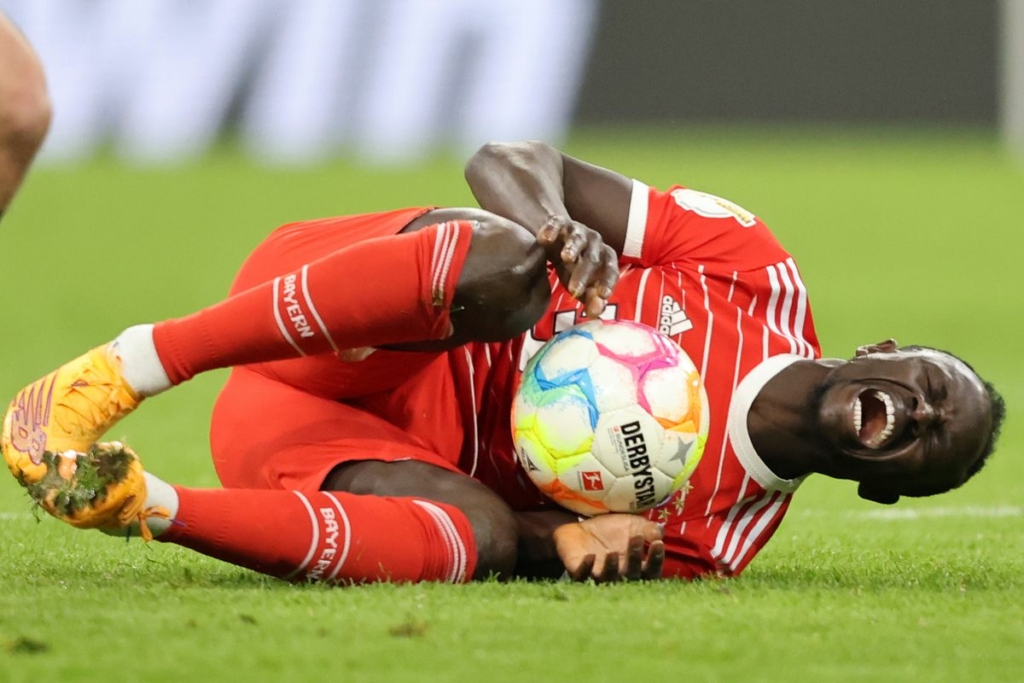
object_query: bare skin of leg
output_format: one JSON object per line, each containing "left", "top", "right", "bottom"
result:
{"left": 323, "top": 460, "right": 522, "bottom": 580}
{"left": 0, "top": 11, "right": 51, "bottom": 218}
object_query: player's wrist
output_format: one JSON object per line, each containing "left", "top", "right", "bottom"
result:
{"left": 512, "top": 510, "right": 579, "bottom": 579}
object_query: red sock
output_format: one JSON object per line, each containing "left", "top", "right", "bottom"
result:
{"left": 160, "top": 487, "right": 478, "bottom": 584}
{"left": 154, "top": 220, "right": 472, "bottom": 385}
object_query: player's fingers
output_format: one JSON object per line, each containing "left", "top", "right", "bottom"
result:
{"left": 580, "top": 254, "right": 619, "bottom": 319}
{"left": 581, "top": 286, "right": 607, "bottom": 319}
{"left": 537, "top": 215, "right": 571, "bottom": 246}
{"left": 623, "top": 534, "right": 645, "bottom": 581}
{"left": 642, "top": 540, "right": 665, "bottom": 580}
{"left": 568, "top": 553, "right": 596, "bottom": 582}
{"left": 594, "top": 551, "right": 620, "bottom": 583}
{"left": 568, "top": 245, "right": 602, "bottom": 300}
{"left": 596, "top": 245, "right": 619, "bottom": 299}
{"left": 559, "top": 221, "right": 590, "bottom": 263}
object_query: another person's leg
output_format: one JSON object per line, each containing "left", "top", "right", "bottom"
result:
{"left": 0, "top": 11, "right": 51, "bottom": 219}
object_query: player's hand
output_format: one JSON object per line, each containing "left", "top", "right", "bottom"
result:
{"left": 553, "top": 513, "right": 665, "bottom": 583}
{"left": 536, "top": 215, "right": 619, "bottom": 319}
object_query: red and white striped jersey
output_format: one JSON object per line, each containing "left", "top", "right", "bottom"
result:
{"left": 455, "top": 181, "right": 822, "bottom": 579}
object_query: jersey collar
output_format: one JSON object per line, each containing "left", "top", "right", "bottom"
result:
{"left": 727, "top": 354, "right": 806, "bottom": 493}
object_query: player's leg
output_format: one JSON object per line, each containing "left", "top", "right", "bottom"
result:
{"left": 19, "top": 440, "right": 499, "bottom": 583}
{"left": 150, "top": 460, "right": 517, "bottom": 583}
{"left": 206, "top": 366, "right": 516, "bottom": 581}
{"left": 1, "top": 212, "right": 549, "bottom": 484}
{"left": 154, "top": 210, "right": 550, "bottom": 383}
{"left": 32, "top": 368, "right": 516, "bottom": 583}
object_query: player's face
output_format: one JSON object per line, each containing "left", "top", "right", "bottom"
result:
{"left": 812, "top": 344, "right": 992, "bottom": 495}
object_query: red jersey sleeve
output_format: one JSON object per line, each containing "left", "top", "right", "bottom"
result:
{"left": 661, "top": 537, "right": 721, "bottom": 580}
{"left": 620, "top": 181, "right": 791, "bottom": 273}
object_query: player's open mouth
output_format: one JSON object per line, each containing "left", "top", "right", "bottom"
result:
{"left": 852, "top": 389, "right": 895, "bottom": 449}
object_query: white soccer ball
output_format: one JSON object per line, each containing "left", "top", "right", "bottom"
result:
{"left": 511, "top": 319, "right": 710, "bottom": 516}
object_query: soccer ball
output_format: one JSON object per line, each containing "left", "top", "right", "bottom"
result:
{"left": 512, "top": 319, "right": 709, "bottom": 516}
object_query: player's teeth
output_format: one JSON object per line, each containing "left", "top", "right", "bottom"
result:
{"left": 867, "top": 390, "right": 896, "bottom": 448}
{"left": 854, "top": 397, "right": 862, "bottom": 434}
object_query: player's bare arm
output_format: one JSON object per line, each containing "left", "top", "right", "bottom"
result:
{"left": 465, "top": 142, "right": 629, "bottom": 318}
{"left": 465, "top": 140, "right": 634, "bottom": 252}
{"left": 0, "top": 11, "right": 51, "bottom": 219}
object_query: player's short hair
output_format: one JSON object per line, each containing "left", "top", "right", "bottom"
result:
{"left": 902, "top": 345, "right": 1006, "bottom": 492}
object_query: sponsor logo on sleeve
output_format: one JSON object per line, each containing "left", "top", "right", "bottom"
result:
{"left": 671, "top": 188, "right": 757, "bottom": 227}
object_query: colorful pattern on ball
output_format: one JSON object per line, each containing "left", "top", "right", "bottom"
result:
{"left": 512, "top": 319, "right": 710, "bottom": 516}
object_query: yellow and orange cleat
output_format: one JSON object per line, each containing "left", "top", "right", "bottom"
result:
{"left": 23, "top": 441, "right": 168, "bottom": 540}
{"left": 1, "top": 344, "right": 142, "bottom": 486}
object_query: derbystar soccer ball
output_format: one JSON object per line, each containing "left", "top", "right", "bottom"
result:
{"left": 512, "top": 319, "right": 709, "bottom": 516}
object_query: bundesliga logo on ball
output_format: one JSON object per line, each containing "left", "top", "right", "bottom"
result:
{"left": 512, "top": 320, "right": 710, "bottom": 516}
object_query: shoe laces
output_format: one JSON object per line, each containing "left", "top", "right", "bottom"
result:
{"left": 136, "top": 506, "right": 172, "bottom": 543}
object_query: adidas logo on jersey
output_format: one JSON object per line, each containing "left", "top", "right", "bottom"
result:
{"left": 659, "top": 295, "right": 693, "bottom": 337}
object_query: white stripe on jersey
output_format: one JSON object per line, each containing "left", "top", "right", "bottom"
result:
{"left": 697, "top": 265, "right": 713, "bottom": 380}
{"left": 721, "top": 491, "right": 778, "bottom": 565}
{"left": 710, "top": 495, "right": 746, "bottom": 558}
{"left": 703, "top": 297, "right": 744, "bottom": 522}
{"left": 727, "top": 270, "right": 738, "bottom": 303}
{"left": 272, "top": 276, "right": 306, "bottom": 357}
{"left": 764, "top": 265, "right": 782, "bottom": 348}
{"left": 285, "top": 491, "right": 320, "bottom": 579}
{"left": 774, "top": 264, "right": 799, "bottom": 354}
{"left": 767, "top": 261, "right": 816, "bottom": 358}
{"left": 765, "top": 264, "right": 797, "bottom": 355}
{"left": 624, "top": 180, "right": 650, "bottom": 259}
{"left": 728, "top": 494, "right": 788, "bottom": 572}
{"left": 322, "top": 492, "right": 354, "bottom": 582}
{"left": 462, "top": 346, "right": 480, "bottom": 478}
{"left": 784, "top": 258, "right": 813, "bottom": 358}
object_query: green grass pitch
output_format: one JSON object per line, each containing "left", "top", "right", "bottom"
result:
{"left": 0, "top": 128, "right": 1021, "bottom": 682}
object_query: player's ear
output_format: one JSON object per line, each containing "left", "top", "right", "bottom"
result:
{"left": 857, "top": 482, "right": 900, "bottom": 505}
{"left": 855, "top": 338, "right": 899, "bottom": 358}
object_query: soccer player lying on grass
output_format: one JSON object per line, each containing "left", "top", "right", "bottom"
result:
{"left": 2, "top": 141, "right": 1006, "bottom": 584}
{"left": 0, "top": 10, "right": 51, "bottom": 223}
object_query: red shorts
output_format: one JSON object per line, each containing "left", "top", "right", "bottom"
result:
{"left": 209, "top": 208, "right": 474, "bottom": 491}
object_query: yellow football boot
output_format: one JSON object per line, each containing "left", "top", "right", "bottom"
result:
{"left": 2, "top": 344, "right": 142, "bottom": 486}
{"left": 24, "top": 441, "right": 167, "bottom": 540}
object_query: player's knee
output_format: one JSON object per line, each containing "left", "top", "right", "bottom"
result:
{"left": 453, "top": 215, "right": 550, "bottom": 342}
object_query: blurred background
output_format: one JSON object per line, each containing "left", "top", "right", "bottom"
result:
{"left": 0, "top": 0, "right": 1018, "bottom": 164}
{"left": 0, "top": 0, "right": 1020, "bottom": 505}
